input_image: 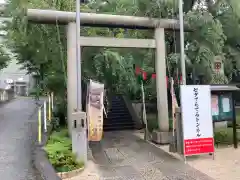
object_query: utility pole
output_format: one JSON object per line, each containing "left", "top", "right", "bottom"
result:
{"left": 73, "top": 0, "right": 87, "bottom": 166}
{"left": 76, "top": 0, "right": 82, "bottom": 110}
{"left": 179, "top": 0, "right": 186, "bottom": 85}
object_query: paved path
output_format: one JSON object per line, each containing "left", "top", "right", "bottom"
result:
{"left": 88, "top": 131, "right": 214, "bottom": 180}
{"left": 0, "top": 98, "right": 42, "bottom": 180}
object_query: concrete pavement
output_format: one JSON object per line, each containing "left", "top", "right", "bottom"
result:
{"left": 0, "top": 97, "right": 42, "bottom": 180}
{"left": 87, "top": 131, "right": 214, "bottom": 180}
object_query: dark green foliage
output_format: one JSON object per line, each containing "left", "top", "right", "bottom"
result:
{"left": 5, "top": 0, "right": 240, "bottom": 128}
{"left": 214, "top": 128, "right": 234, "bottom": 145}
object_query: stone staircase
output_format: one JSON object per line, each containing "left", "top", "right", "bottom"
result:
{"left": 103, "top": 95, "right": 136, "bottom": 131}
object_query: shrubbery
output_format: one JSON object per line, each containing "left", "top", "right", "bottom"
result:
{"left": 45, "top": 128, "right": 84, "bottom": 172}
{"left": 214, "top": 128, "right": 235, "bottom": 145}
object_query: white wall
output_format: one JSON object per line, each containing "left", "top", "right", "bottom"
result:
{"left": 0, "top": 58, "right": 30, "bottom": 82}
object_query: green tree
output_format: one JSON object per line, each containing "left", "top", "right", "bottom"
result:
{"left": 3, "top": 0, "right": 240, "bottom": 125}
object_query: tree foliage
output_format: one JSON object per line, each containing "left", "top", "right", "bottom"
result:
{"left": 0, "top": 45, "right": 10, "bottom": 70}
{"left": 2, "top": 0, "right": 240, "bottom": 120}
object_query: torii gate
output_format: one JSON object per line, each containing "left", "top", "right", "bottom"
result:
{"left": 5, "top": 6, "right": 186, "bottom": 143}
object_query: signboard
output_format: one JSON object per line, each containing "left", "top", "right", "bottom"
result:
{"left": 87, "top": 80, "right": 104, "bottom": 141}
{"left": 180, "top": 85, "right": 214, "bottom": 156}
{"left": 211, "top": 93, "right": 233, "bottom": 122}
{"left": 214, "top": 62, "right": 221, "bottom": 72}
{"left": 211, "top": 95, "right": 219, "bottom": 116}
{"left": 213, "top": 56, "right": 223, "bottom": 74}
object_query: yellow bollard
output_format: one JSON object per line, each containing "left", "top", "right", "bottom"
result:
{"left": 38, "top": 107, "right": 42, "bottom": 144}
{"left": 48, "top": 94, "right": 51, "bottom": 121}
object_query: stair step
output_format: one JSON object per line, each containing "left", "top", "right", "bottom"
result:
{"left": 105, "top": 115, "right": 134, "bottom": 121}
{"left": 102, "top": 95, "right": 138, "bottom": 132}
{"left": 104, "top": 120, "right": 134, "bottom": 126}
{"left": 107, "top": 110, "right": 129, "bottom": 114}
{"left": 108, "top": 109, "right": 129, "bottom": 114}
{"left": 103, "top": 124, "right": 135, "bottom": 131}
{"left": 104, "top": 116, "right": 132, "bottom": 121}
{"left": 106, "top": 113, "right": 131, "bottom": 118}
{"left": 109, "top": 106, "right": 128, "bottom": 110}
{"left": 104, "top": 121, "right": 134, "bottom": 126}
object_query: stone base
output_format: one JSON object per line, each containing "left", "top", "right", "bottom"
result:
{"left": 152, "top": 130, "right": 171, "bottom": 144}
{"left": 169, "top": 133, "right": 177, "bottom": 153}
{"left": 215, "top": 121, "right": 227, "bottom": 129}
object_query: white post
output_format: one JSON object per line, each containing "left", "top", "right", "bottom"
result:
{"left": 76, "top": 0, "right": 82, "bottom": 110}
{"left": 51, "top": 92, "right": 54, "bottom": 110}
{"left": 48, "top": 94, "right": 51, "bottom": 121}
{"left": 67, "top": 22, "right": 78, "bottom": 135}
{"left": 14, "top": 80, "right": 16, "bottom": 97}
{"left": 141, "top": 81, "right": 148, "bottom": 140}
{"left": 179, "top": 0, "right": 186, "bottom": 85}
{"left": 44, "top": 101, "right": 47, "bottom": 132}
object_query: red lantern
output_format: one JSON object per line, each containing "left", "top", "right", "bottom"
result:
{"left": 135, "top": 66, "right": 141, "bottom": 75}
{"left": 152, "top": 73, "right": 156, "bottom": 79}
{"left": 142, "top": 71, "right": 147, "bottom": 80}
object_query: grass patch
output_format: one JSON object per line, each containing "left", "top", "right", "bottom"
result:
{"left": 214, "top": 107, "right": 240, "bottom": 145}
{"left": 214, "top": 128, "right": 235, "bottom": 145}
{"left": 45, "top": 128, "right": 84, "bottom": 172}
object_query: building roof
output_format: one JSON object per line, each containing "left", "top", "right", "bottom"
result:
{"left": 211, "top": 85, "right": 240, "bottom": 92}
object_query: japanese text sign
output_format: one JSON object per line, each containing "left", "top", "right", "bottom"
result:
{"left": 180, "top": 85, "right": 214, "bottom": 156}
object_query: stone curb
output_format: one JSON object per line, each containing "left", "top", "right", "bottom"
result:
{"left": 57, "top": 167, "right": 85, "bottom": 179}
{"left": 33, "top": 122, "right": 62, "bottom": 180}
{"left": 33, "top": 122, "right": 87, "bottom": 180}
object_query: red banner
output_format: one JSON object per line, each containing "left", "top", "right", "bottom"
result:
{"left": 184, "top": 138, "right": 214, "bottom": 155}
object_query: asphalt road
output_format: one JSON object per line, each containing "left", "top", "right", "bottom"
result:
{"left": 0, "top": 97, "right": 42, "bottom": 180}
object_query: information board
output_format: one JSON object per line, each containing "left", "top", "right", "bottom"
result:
{"left": 180, "top": 85, "right": 214, "bottom": 156}
{"left": 211, "top": 93, "right": 233, "bottom": 122}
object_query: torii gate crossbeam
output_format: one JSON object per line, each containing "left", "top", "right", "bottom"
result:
{"left": 27, "top": 8, "right": 183, "bottom": 144}
{"left": 3, "top": 6, "right": 188, "bottom": 144}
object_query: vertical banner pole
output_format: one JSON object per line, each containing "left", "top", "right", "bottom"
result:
{"left": 38, "top": 107, "right": 42, "bottom": 144}
{"left": 44, "top": 101, "right": 47, "bottom": 132}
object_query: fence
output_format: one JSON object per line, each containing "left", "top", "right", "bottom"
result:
{"left": 38, "top": 92, "right": 54, "bottom": 144}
